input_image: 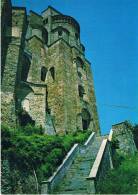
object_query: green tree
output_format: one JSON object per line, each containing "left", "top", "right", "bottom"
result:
{"left": 132, "top": 124, "right": 138, "bottom": 149}
{"left": 1, "top": 124, "right": 90, "bottom": 193}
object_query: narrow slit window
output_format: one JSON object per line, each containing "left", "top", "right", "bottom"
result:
{"left": 41, "top": 66, "right": 47, "bottom": 81}
{"left": 49, "top": 67, "right": 55, "bottom": 80}
{"left": 43, "top": 18, "right": 48, "bottom": 25}
{"left": 75, "top": 33, "right": 79, "bottom": 40}
{"left": 42, "top": 28, "right": 48, "bottom": 45}
{"left": 58, "top": 29, "right": 62, "bottom": 37}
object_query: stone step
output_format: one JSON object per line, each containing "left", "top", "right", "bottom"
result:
{"left": 53, "top": 136, "right": 104, "bottom": 194}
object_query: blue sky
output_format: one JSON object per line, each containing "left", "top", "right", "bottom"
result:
{"left": 12, "top": 0, "right": 138, "bottom": 134}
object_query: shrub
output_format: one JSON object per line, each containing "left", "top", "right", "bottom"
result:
{"left": 97, "top": 153, "right": 138, "bottom": 194}
{"left": 38, "top": 163, "right": 53, "bottom": 179}
{"left": 1, "top": 124, "right": 91, "bottom": 193}
{"left": 47, "top": 148, "right": 64, "bottom": 165}
{"left": 112, "top": 151, "right": 125, "bottom": 168}
{"left": 19, "top": 124, "right": 44, "bottom": 135}
{"left": 62, "top": 135, "right": 75, "bottom": 152}
{"left": 74, "top": 131, "right": 91, "bottom": 144}
{"left": 1, "top": 159, "right": 12, "bottom": 194}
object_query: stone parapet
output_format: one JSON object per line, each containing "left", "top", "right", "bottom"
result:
{"left": 112, "top": 121, "right": 137, "bottom": 155}
{"left": 41, "top": 144, "right": 79, "bottom": 194}
{"left": 80, "top": 132, "right": 95, "bottom": 154}
{"left": 108, "top": 128, "right": 113, "bottom": 141}
{"left": 87, "top": 139, "right": 113, "bottom": 193}
{"left": 84, "top": 132, "right": 95, "bottom": 147}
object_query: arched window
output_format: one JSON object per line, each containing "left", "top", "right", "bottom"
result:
{"left": 41, "top": 66, "right": 47, "bottom": 81}
{"left": 78, "top": 85, "right": 85, "bottom": 98}
{"left": 49, "top": 67, "right": 55, "bottom": 80}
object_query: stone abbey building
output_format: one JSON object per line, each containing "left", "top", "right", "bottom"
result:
{"left": 1, "top": 0, "right": 100, "bottom": 134}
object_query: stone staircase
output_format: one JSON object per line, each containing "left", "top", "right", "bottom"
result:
{"left": 53, "top": 136, "right": 104, "bottom": 194}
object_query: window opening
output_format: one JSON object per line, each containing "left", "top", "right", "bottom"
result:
{"left": 76, "top": 57, "right": 84, "bottom": 69}
{"left": 58, "top": 29, "right": 62, "bottom": 37}
{"left": 41, "top": 66, "right": 47, "bottom": 81}
{"left": 78, "top": 85, "right": 85, "bottom": 98}
{"left": 49, "top": 67, "right": 55, "bottom": 80}
{"left": 43, "top": 18, "right": 48, "bottom": 25}
{"left": 75, "top": 33, "right": 79, "bottom": 40}
{"left": 42, "top": 28, "right": 48, "bottom": 44}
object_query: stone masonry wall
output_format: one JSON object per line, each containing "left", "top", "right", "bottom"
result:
{"left": 45, "top": 40, "right": 67, "bottom": 134}
{"left": 112, "top": 121, "right": 137, "bottom": 155}
{"left": 2, "top": 7, "right": 27, "bottom": 127}
{"left": 1, "top": 0, "right": 12, "bottom": 80}
{"left": 2, "top": 3, "right": 100, "bottom": 135}
{"left": 60, "top": 41, "right": 80, "bottom": 133}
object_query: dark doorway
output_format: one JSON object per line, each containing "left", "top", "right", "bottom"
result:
{"left": 81, "top": 108, "right": 91, "bottom": 130}
{"left": 82, "top": 119, "right": 89, "bottom": 130}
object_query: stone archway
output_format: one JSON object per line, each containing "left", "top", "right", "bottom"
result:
{"left": 17, "top": 84, "right": 35, "bottom": 126}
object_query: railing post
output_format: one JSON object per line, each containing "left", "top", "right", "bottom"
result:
{"left": 87, "top": 177, "right": 96, "bottom": 194}
{"left": 41, "top": 181, "right": 50, "bottom": 194}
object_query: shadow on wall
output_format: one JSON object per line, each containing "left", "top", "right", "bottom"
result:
{"left": 18, "top": 110, "right": 35, "bottom": 127}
